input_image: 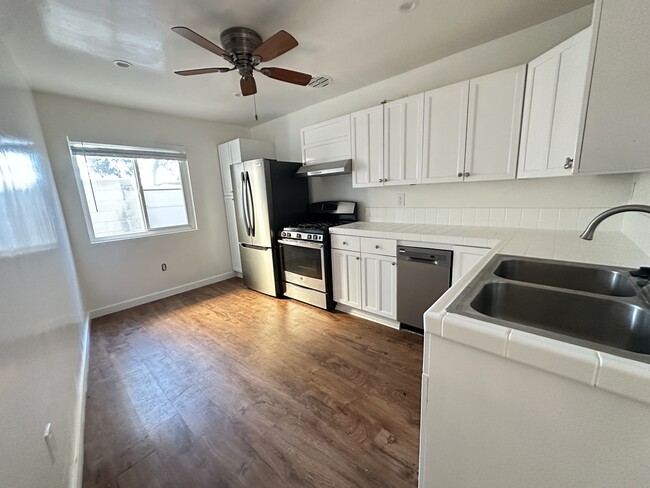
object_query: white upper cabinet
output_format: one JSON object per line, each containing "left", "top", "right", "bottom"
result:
{"left": 518, "top": 28, "right": 592, "bottom": 179}
{"left": 351, "top": 106, "right": 384, "bottom": 188}
{"left": 421, "top": 81, "right": 470, "bottom": 184}
{"left": 578, "top": 0, "right": 650, "bottom": 174}
{"left": 383, "top": 93, "right": 424, "bottom": 186}
{"left": 465, "top": 65, "right": 526, "bottom": 182}
{"left": 301, "top": 115, "right": 351, "bottom": 165}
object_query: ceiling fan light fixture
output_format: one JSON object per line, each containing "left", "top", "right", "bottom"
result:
{"left": 397, "top": 0, "right": 419, "bottom": 13}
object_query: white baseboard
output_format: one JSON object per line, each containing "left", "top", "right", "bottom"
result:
{"left": 69, "top": 314, "right": 90, "bottom": 488}
{"left": 89, "top": 272, "right": 236, "bottom": 319}
{"left": 335, "top": 303, "right": 401, "bottom": 329}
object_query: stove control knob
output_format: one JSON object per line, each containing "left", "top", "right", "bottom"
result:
{"left": 296, "top": 233, "right": 302, "bottom": 239}
{"left": 281, "top": 231, "right": 287, "bottom": 237}
{"left": 307, "top": 234, "right": 312, "bottom": 240}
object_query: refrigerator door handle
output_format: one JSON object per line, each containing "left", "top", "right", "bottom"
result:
{"left": 240, "top": 172, "right": 251, "bottom": 236}
{"left": 245, "top": 171, "right": 256, "bottom": 236}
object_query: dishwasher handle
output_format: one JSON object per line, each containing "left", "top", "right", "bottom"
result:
{"left": 397, "top": 246, "right": 452, "bottom": 268}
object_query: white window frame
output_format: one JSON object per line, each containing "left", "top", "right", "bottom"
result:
{"left": 68, "top": 139, "right": 197, "bottom": 243}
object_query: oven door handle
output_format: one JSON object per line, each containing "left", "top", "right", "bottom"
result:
{"left": 278, "top": 239, "right": 324, "bottom": 250}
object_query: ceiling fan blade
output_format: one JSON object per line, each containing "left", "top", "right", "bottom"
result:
{"left": 240, "top": 77, "right": 257, "bottom": 96}
{"left": 172, "top": 26, "right": 233, "bottom": 63}
{"left": 260, "top": 67, "right": 312, "bottom": 86}
{"left": 174, "top": 67, "right": 233, "bottom": 76}
{"left": 253, "top": 30, "right": 298, "bottom": 62}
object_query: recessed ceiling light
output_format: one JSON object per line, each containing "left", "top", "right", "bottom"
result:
{"left": 397, "top": 0, "right": 419, "bottom": 13}
{"left": 113, "top": 60, "right": 132, "bottom": 68}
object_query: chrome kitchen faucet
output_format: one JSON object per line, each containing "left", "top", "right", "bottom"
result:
{"left": 580, "top": 204, "right": 650, "bottom": 240}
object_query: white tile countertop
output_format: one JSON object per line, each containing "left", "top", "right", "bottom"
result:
{"left": 332, "top": 221, "right": 650, "bottom": 404}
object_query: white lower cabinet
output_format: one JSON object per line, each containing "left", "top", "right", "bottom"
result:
{"left": 332, "top": 237, "right": 396, "bottom": 320}
{"left": 361, "top": 253, "right": 397, "bottom": 319}
{"left": 331, "top": 248, "right": 361, "bottom": 308}
{"left": 452, "top": 247, "right": 488, "bottom": 284}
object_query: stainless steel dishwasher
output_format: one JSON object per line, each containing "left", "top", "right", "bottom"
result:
{"left": 397, "top": 246, "right": 453, "bottom": 330}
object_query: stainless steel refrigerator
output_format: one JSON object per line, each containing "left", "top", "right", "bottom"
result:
{"left": 230, "top": 158, "right": 309, "bottom": 297}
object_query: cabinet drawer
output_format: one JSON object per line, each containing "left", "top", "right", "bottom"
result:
{"left": 360, "top": 237, "right": 396, "bottom": 256}
{"left": 331, "top": 234, "right": 360, "bottom": 251}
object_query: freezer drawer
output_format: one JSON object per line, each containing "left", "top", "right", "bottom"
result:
{"left": 240, "top": 244, "right": 279, "bottom": 297}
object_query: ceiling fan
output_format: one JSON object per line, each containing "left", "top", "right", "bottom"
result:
{"left": 172, "top": 26, "right": 312, "bottom": 96}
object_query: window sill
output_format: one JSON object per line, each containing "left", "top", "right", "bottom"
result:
{"left": 89, "top": 224, "right": 197, "bottom": 244}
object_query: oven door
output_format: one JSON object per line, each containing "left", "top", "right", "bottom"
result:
{"left": 278, "top": 239, "right": 326, "bottom": 292}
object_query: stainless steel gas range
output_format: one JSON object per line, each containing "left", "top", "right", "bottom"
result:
{"left": 278, "top": 201, "right": 357, "bottom": 310}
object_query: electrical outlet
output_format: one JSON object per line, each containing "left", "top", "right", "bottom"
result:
{"left": 397, "top": 193, "right": 406, "bottom": 207}
{"left": 161, "top": 263, "right": 167, "bottom": 271}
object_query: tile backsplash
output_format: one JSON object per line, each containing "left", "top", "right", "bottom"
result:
{"left": 364, "top": 206, "right": 620, "bottom": 231}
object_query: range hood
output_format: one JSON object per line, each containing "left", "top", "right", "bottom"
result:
{"left": 296, "top": 159, "right": 352, "bottom": 177}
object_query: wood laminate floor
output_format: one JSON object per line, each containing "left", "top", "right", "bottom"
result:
{"left": 83, "top": 278, "right": 423, "bottom": 488}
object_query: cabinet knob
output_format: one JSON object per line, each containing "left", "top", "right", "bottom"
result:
{"left": 356, "top": 257, "right": 360, "bottom": 261}
{"left": 564, "top": 157, "right": 574, "bottom": 169}
{"left": 392, "top": 262, "right": 396, "bottom": 266}
{"left": 457, "top": 172, "right": 463, "bottom": 177}
{"left": 464, "top": 172, "right": 470, "bottom": 177}
{"left": 375, "top": 244, "right": 380, "bottom": 249}
{"left": 342, "top": 241, "right": 347, "bottom": 245}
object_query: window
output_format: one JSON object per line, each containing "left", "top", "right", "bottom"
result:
{"left": 68, "top": 140, "right": 196, "bottom": 242}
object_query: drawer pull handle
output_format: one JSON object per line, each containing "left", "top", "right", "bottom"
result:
{"left": 342, "top": 241, "right": 347, "bottom": 245}
{"left": 375, "top": 244, "right": 380, "bottom": 249}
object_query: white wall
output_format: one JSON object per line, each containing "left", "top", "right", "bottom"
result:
{"left": 622, "top": 172, "right": 650, "bottom": 255}
{"left": 33, "top": 92, "right": 250, "bottom": 316}
{"left": 0, "top": 40, "right": 85, "bottom": 488}
{"left": 250, "top": 5, "right": 638, "bottom": 229}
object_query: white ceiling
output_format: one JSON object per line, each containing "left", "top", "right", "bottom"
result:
{"left": 1, "top": 0, "right": 591, "bottom": 127}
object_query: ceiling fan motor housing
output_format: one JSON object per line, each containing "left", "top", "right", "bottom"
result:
{"left": 220, "top": 27, "right": 263, "bottom": 78}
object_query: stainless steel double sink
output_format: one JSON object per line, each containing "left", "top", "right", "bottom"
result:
{"left": 448, "top": 255, "right": 650, "bottom": 363}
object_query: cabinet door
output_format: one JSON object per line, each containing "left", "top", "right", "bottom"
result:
{"left": 331, "top": 249, "right": 361, "bottom": 309}
{"left": 579, "top": 0, "right": 650, "bottom": 174}
{"left": 465, "top": 65, "right": 526, "bottom": 182}
{"left": 361, "top": 253, "right": 397, "bottom": 319}
{"left": 421, "top": 81, "right": 469, "bottom": 184}
{"left": 301, "top": 115, "right": 351, "bottom": 164}
{"left": 351, "top": 106, "right": 384, "bottom": 188}
{"left": 383, "top": 93, "right": 424, "bottom": 186}
{"left": 518, "top": 28, "right": 592, "bottom": 179}
{"left": 224, "top": 196, "right": 242, "bottom": 272}
{"left": 218, "top": 142, "right": 233, "bottom": 195}
{"left": 451, "top": 247, "right": 488, "bottom": 284}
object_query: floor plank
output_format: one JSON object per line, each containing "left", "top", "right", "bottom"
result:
{"left": 83, "top": 278, "right": 423, "bottom": 487}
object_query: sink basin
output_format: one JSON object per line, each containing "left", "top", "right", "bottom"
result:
{"left": 470, "top": 282, "right": 650, "bottom": 355}
{"left": 447, "top": 254, "right": 650, "bottom": 363}
{"left": 494, "top": 258, "right": 636, "bottom": 297}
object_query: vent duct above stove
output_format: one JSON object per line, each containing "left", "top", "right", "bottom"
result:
{"left": 295, "top": 159, "right": 352, "bottom": 177}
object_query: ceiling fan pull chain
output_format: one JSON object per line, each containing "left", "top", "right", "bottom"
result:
{"left": 253, "top": 94, "right": 258, "bottom": 121}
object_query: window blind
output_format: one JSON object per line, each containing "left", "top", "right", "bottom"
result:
{"left": 68, "top": 141, "right": 186, "bottom": 161}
